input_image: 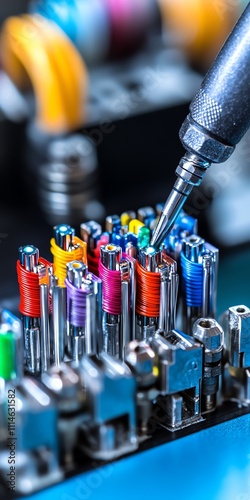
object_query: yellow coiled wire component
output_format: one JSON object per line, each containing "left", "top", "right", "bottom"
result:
{"left": 50, "top": 236, "right": 87, "bottom": 287}
{"left": 0, "top": 14, "right": 88, "bottom": 133}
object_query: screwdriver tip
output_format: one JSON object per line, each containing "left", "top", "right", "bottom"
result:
{"left": 150, "top": 213, "right": 169, "bottom": 248}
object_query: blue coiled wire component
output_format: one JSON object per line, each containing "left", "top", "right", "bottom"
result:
{"left": 180, "top": 251, "right": 203, "bottom": 308}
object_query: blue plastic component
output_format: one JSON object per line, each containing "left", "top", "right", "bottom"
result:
{"left": 163, "top": 209, "right": 197, "bottom": 254}
{"left": 176, "top": 210, "right": 198, "bottom": 235}
{"left": 111, "top": 232, "right": 137, "bottom": 252}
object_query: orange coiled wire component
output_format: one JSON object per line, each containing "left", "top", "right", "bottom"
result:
{"left": 50, "top": 235, "right": 87, "bottom": 287}
{"left": 16, "top": 257, "right": 52, "bottom": 318}
{"left": 135, "top": 261, "right": 161, "bottom": 317}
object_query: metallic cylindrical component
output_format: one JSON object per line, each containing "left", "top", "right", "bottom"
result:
{"left": 24, "top": 327, "right": 41, "bottom": 375}
{"left": 41, "top": 362, "right": 84, "bottom": 416}
{"left": 65, "top": 262, "right": 99, "bottom": 361}
{"left": 100, "top": 244, "right": 122, "bottom": 270}
{"left": 125, "top": 340, "right": 156, "bottom": 389}
{"left": 193, "top": 317, "right": 224, "bottom": 413}
{"left": 52, "top": 286, "right": 67, "bottom": 366}
{"left": 17, "top": 246, "right": 45, "bottom": 374}
{"left": 125, "top": 242, "right": 137, "bottom": 258}
{"left": 99, "top": 244, "right": 122, "bottom": 357}
{"left": 18, "top": 245, "right": 39, "bottom": 272}
{"left": 169, "top": 259, "right": 179, "bottom": 332}
{"left": 50, "top": 273, "right": 59, "bottom": 294}
{"left": 182, "top": 235, "right": 205, "bottom": 262}
{"left": 226, "top": 305, "right": 250, "bottom": 368}
{"left": 54, "top": 224, "right": 74, "bottom": 251}
{"left": 40, "top": 283, "right": 50, "bottom": 373}
{"left": 84, "top": 279, "right": 96, "bottom": 356}
{"left": 90, "top": 273, "right": 103, "bottom": 355}
{"left": 158, "top": 264, "right": 171, "bottom": 333}
{"left": 202, "top": 253, "right": 212, "bottom": 318}
{"left": 136, "top": 246, "right": 163, "bottom": 341}
{"left": 120, "top": 261, "right": 131, "bottom": 361}
{"left": 180, "top": 234, "right": 206, "bottom": 334}
{"left": 204, "top": 242, "right": 219, "bottom": 320}
{"left": 66, "top": 261, "right": 87, "bottom": 289}
{"left": 138, "top": 246, "right": 161, "bottom": 272}
{"left": 25, "top": 132, "right": 104, "bottom": 226}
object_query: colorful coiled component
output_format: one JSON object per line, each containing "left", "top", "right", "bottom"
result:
{"left": 50, "top": 224, "right": 87, "bottom": 287}
{"left": 180, "top": 235, "right": 205, "bottom": 309}
{"left": 64, "top": 259, "right": 102, "bottom": 359}
{"left": 14, "top": 206, "right": 217, "bottom": 367}
{"left": 0, "top": 13, "right": 88, "bottom": 133}
{"left": 179, "top": 234, "right": 219, "bottom": 334}
{"left": 65, "top": 269, "right": 88, "bottom": 329}
{"left": 99, "top": 244, "right": 122, "bottom": 315}
{"left": 16, "top": 245, "right": 52, "bottom": 318}
{"left": 136, "top": 260, "right": 161, "bottom": 318}
{"left": 180, "top": 252, "right": 203, "bottom": 308}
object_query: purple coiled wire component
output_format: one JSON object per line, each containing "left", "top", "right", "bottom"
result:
{"left": 65, "top": 278, "right": 88, "bottom": 328}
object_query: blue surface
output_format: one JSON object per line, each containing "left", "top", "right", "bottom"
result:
{"left": 16, "top": 413, "right": 250, "bottom": 500}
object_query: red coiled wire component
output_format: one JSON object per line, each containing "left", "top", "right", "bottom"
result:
{"left": 135, "top": 261, "right": 161, "bottom": 317}
{"left": 16, "top": 257, "right": 52, "bottom": 318}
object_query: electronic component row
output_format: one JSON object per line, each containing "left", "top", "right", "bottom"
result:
{"left": 0, "top": 206, "right": 249, "bottom": 496}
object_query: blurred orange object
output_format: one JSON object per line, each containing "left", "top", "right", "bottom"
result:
{"left": 157, "top": 0, "right": 240, "bottom": 70}
{"left": 0, "top": 14, "right": 88, "bottom": 134}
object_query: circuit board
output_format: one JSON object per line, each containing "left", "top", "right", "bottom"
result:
{"left": 0, "top": 207, "right": 250, "bottom": 500}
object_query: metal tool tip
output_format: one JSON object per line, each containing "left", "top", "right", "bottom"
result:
{"left": 150, "top": 213, "right": 168, "bottom": 248}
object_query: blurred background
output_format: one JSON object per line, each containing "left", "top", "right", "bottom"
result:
{"left": 0, "top": 0, "right": 249, "bottom": 310}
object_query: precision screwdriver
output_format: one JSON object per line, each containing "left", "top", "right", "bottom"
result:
{"left": 151, "top": 2, "right": 250, "bottom": 249}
